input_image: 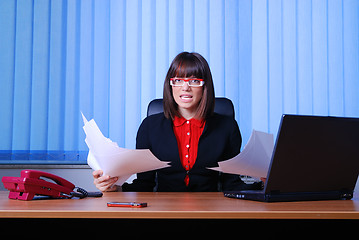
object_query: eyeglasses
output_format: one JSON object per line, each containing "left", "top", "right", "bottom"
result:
{"left": 170, "top": 78, "right": 204, "bottom": 87}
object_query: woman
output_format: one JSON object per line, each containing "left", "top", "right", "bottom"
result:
{"left": 93, "top": 52, "right": 263, "bottom": 192}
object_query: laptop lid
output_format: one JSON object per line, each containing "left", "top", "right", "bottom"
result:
{"left": 264, "top": 115, "right": 359, "bottom": 195}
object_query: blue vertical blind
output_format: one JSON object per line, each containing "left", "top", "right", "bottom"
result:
{"left": 252, "top": 0, "right": 359, "bottom": 136}
{"left": 0, "top": 0, "right": 358, "bottom": 163}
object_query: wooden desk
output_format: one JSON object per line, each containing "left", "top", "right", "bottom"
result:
{"left": 1, "top": 191, "right": 359, "bottom": 219}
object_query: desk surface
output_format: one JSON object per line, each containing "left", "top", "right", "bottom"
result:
{"left": 1, "top": 191, "right": 359, "bottom": 219}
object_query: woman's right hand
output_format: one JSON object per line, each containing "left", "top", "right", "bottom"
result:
{"left": 92, "top": 170, "right": 119, "bottom": 192}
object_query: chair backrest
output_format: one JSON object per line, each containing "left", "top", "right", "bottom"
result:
{"left": 147, "top": 97, "right": 235, "bottom": 118}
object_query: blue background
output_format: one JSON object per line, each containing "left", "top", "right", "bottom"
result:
{"left": 0, "top": 0, "right": 358, "bottom": 163}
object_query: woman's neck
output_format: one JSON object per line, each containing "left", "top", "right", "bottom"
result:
{"left": 178, "top": 108, "right": 196, "bottom": 120}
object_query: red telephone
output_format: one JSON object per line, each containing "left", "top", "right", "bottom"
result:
{"left": 2, "top": 170, "right": 98, "bottom": 201}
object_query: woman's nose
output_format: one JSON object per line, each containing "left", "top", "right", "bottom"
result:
{"left": 181, "top": 82, "right": 191, "bottom": 91}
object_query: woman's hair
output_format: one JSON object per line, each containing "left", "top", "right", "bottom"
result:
{"left": 163, "top": 52, "right": 215, "bottom": 120}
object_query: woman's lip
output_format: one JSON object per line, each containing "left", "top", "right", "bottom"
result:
{"left": 180, "top": 94, "right": 193, "bottom": 98}
{"left": 179, "top": 95, "right": 193, "bottom": 102}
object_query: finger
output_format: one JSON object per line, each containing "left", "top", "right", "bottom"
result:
{"left": 93, "top": 174, "right": 108, "bottom": 187}
{"left": 95, "top": 179, "right": 111, "bottom": 191}
{"left": 97, "top": 177, "right": 119, "bottom": 192}
{"left": 95, "top": 175, "right": 118, "bottom": 187}
{"left": 92, "top": 169, "right": 103, "bottom": 179}
{"left": 93, "top": 175, "right": 109, "bottom": 187}
{"left": 97, "top": 174, "right": 111, "bottom": 183}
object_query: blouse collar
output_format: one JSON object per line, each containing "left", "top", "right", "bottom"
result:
{"left": 173, "top": 115, "right": 205, "bottom": 127}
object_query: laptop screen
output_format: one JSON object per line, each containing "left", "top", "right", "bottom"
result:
{"left": 265, "top": 115, "right": 359, "bottom": 194}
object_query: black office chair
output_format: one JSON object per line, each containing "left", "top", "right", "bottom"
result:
{"left": 146, "top": 97, "right": 236, "bottom": 191}
{"left": 147, "top": 97, "right": 235, "bottom": 118}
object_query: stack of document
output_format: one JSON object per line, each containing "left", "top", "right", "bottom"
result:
{"left": 82, "top": 113, "right": 170, "bottom": 185}
{"left": 208, "top": 130, "right": 274, "bottom": 178}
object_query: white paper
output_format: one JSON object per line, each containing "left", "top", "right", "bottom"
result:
{"left": 82, "top": 113, "right": 170, "bottom": 185}
{"left": 208, "top": 130, "right": 274, "bottom": 178}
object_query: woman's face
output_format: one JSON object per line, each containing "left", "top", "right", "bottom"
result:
{"left": 171, "top": 77, "right": 203, "bottom": 119}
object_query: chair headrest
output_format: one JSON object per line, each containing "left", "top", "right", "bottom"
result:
{"left": 147, "top": 97, "right": 235, "bottom": 118}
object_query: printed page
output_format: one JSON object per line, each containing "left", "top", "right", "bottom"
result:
{"left": 82, "top": 113, "right": 170, "bottom": 185}
{"left": 208, "top": 130, "right": 274, "bottom": 178}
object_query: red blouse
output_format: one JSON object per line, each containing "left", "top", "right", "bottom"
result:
{"left": 173, "top": 116, "right": 206, "bottom": 186}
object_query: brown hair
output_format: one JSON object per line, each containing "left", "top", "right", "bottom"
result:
{"left": 163, "top": 52, "right": 215, "bottom": 120}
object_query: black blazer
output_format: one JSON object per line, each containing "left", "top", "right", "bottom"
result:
{"left": 122, "top": 113, "right": 261, "bottom": 192}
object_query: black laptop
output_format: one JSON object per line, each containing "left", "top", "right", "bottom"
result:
{"left": 224, "top": 114, "right": 359, "bottom": 202}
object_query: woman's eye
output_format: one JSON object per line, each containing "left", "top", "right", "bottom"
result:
{"left": 189, "top": 80, "right": 201, "bottom": 85}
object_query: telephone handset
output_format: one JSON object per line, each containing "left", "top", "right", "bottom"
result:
{"left": 2, "top": 169, "right": 102, "bottom": 201}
